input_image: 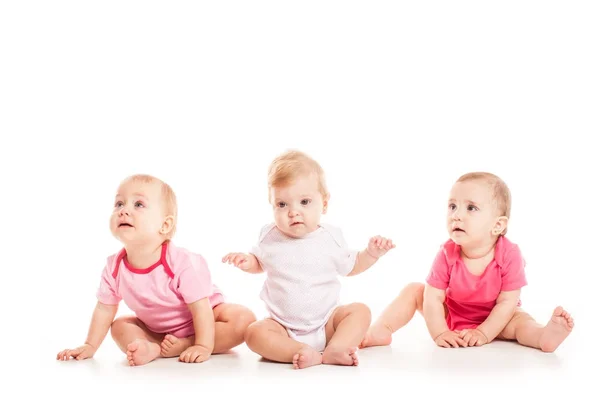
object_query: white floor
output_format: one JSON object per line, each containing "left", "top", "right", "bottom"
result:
{"left": 14, "top": 316, "right": 590, "bottom": 400}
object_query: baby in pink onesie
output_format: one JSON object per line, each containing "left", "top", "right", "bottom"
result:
{"left": 57, "top": 174, "right": 255, "bottom": 366}
{"left": 360, "top": 172, "right": 574, "bottom": 352}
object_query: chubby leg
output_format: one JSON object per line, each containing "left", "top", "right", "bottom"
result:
{"left": 497, "top": 306, "right": 574, "bottom": 352}
{"left": 110, "top": 316, "right": 163, "bottom": 366}
{"left": 160, "top": 303, "right": 256, "bottom": 357}
{"left": 322, "top": 302, "right": 371, "bottom": 366}
{"left": 360, "top": 282, "right": 425, "bottom": 348}
{"left": 212, "top": 303, "right": 256, "bottom": 353}
{"left": 244, "top": 318, "right": 323, "bottom": 369}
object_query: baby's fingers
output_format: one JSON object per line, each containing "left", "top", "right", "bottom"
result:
{"left": 64, "top": 349, "right": 81, "bottom": 360}
{"left": 233, "top": 254, "right": 247, "bottom": 266}
{"left": 179, "top": 349, "right": 191, "bottom": 363}
{"left": 56, "top": 349, "right": 69, "bottom": 360}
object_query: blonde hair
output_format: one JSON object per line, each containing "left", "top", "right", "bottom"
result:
{"left": 121, "top": 174, "right": 178, "bottom": 240}
{"left": 267, "top": 150, "right": 329, "bottom": 201}
{"left": 456, "top": 172, "right": 511, "bottom": 235}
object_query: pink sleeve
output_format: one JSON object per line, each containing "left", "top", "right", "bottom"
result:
{"left": 96, "top": 259, "right": 121, "bottom": 305}
{"left": 500, "top": 246, "right": 527, "bottom": 291}
{"left": 425, "top": 247, "right": 451, "bottom": 290}
{"left": 175, "top": 255, "right": 213, "bottom": 304}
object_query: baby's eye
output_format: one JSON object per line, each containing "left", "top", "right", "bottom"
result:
{"left": 448, "top": 204, "right": 456, "bottom": 211}
{"left": 277, "top": 202, "right": 287, "bottom": 208}
{"left": 300, "top": 199, "right": 311, "bottom": 206}
{"left": 467, "top": 205, "right": 478, "bottom": 211}
{"left": 115, "top": 201, "right": 124, "bottom": 208}
{"left": 135, "top": 201, "right": 144, "bottom": 208}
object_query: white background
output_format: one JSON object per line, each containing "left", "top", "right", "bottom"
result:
{"left": 1, "top": 1, "right": 598, "bottom": 398}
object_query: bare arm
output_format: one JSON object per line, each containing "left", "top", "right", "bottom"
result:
{"left": 189, "top": 297, "right": 215, "bottom": 351}
{"left": 178, "top": 297, "right": 215, "bottom": 363}
{"left": 57, "top": 301, "right": 118, "bottom": 360}
{"left": 347, "top": 235, "right": 395, "bottom": 276}
{"left": 423, "top": 285, "right": 467, "bottom": 348}
{"left": 222, "top": 252, "right": 263, "bottom": 274}
{"left": 476, "top": 289, "right": 520, "bottom": 342}
{"left": 347, "top": 249, "right": 379, "bottom": 276}
{"left": 423, "top": 284, "right": 449, "bottom": 340}
{"left": 85, "top": 301, "right": 119, "bottom": 349}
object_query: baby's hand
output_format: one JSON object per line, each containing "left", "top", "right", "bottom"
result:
{"left": 434, "top": 331, "right": 467, "bottom": 348}
{"left": 457, "top": 329, "right": 489, "bottom": 347}
{"left": 179, "top": 344, "right": 211, "bottom": 363}
{"left": 56, "top": 344, "right": 96, "bottom": 361}
{"left": 222, "top": 252, "right": 252, "bottom": 270}
{"left": 366, "top": 236, "right": 396, "bottom": 259}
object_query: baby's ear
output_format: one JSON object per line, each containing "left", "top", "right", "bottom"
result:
{"left": 322, "top": 193, "right": 330, "bottom": 214}
{"left": 160, "top": 215, "right": 175, "bottom": 236}
{"left": 493, "top": 216, "right": 508, "bottom": 235}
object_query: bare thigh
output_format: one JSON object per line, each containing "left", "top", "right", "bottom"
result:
{"left": 496, "top": 308, "right": 535, "bottom": 340}
{"left": 323, "top": 303, "right": 371, "bottom": 343}
{"left": 251, "top": 318, "right": 289, "bottom": 337}
{"left": 212, "top": 302, "right": 254, "bottom": 323}
{"left": 111, "top": 315, "right": 164, "bottom": 345}
{"left": 211, "top": 302, "right": 256, "bottom": 351}
{"left": 416, "top": 294, "right": 447, "bottom": 318}
{"left": 324, "top": 306, "right": 341, "bottom": 343}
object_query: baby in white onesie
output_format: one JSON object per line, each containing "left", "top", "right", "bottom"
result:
{"left": 223, "top": 150, "right": 395, "bottom": 369}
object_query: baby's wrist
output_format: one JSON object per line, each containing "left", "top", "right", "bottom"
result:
{"left": 475, "top": 328, "right": 490, "bottom": 343}
{"left": 192, "top": 343, "right": 213, "bottom": 351}
{"left": 365, "top": 249, "right": 380, "bottom": 260}
{"left": 433, "top": 330, "right": 449, "bottom": 341}
{"left": 84, "top": 342, "right": 97, "bottom": 351}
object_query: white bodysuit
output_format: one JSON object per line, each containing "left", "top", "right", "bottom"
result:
{"left": 251, "top": 223, "right": 358, "bottom": 351}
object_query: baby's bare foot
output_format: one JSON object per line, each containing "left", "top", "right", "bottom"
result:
{"left": 160, "top": 334, "right": 194, "bottom": 358}
{"left": 292, "top": 346, "right": 323, "bottom": 369}
{"left": 126, "top": 339, "right": 161, "bottom": 366}
{"left": 539, "top": 306, "right": 574, "bottom": 352}
{"left": 322, "top": 347, "right": 359, "bottom": 366}
{"left": 359, "top": 324, "right": 393, "bottom": 349}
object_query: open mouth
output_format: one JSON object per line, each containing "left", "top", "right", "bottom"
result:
{"left": 119, "top": 223, "right": 133, "bottom": 228}
{"left": 452, "top": 227, "right": 465, "bottom": 233}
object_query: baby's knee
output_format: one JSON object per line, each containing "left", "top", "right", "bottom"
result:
{"left": 243, "top": 320, "right": 262, "bottom": 345}
{"left": 403, "top": 282, "right": 425, "bottom": 295}
{"left": 347, "top": 302, "right": 372, "bottom": 319}
{"left": 109, "top": 316, "right": 133, "bottom": 338}
{"left": 234, "top": 308, "right": 257, "bottom": 336}
{"left": 410, "top": 282, "right": 426, "bottom": 305}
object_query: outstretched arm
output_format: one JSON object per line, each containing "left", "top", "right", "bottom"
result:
{"left": 56, "top": 301, "right": 118, "bottom": 360}
{"left": 222, "top": 252, "right": 263, "bottom": 273}
{"left": 348, "top": 235, "right": 395, "bottom": 276}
